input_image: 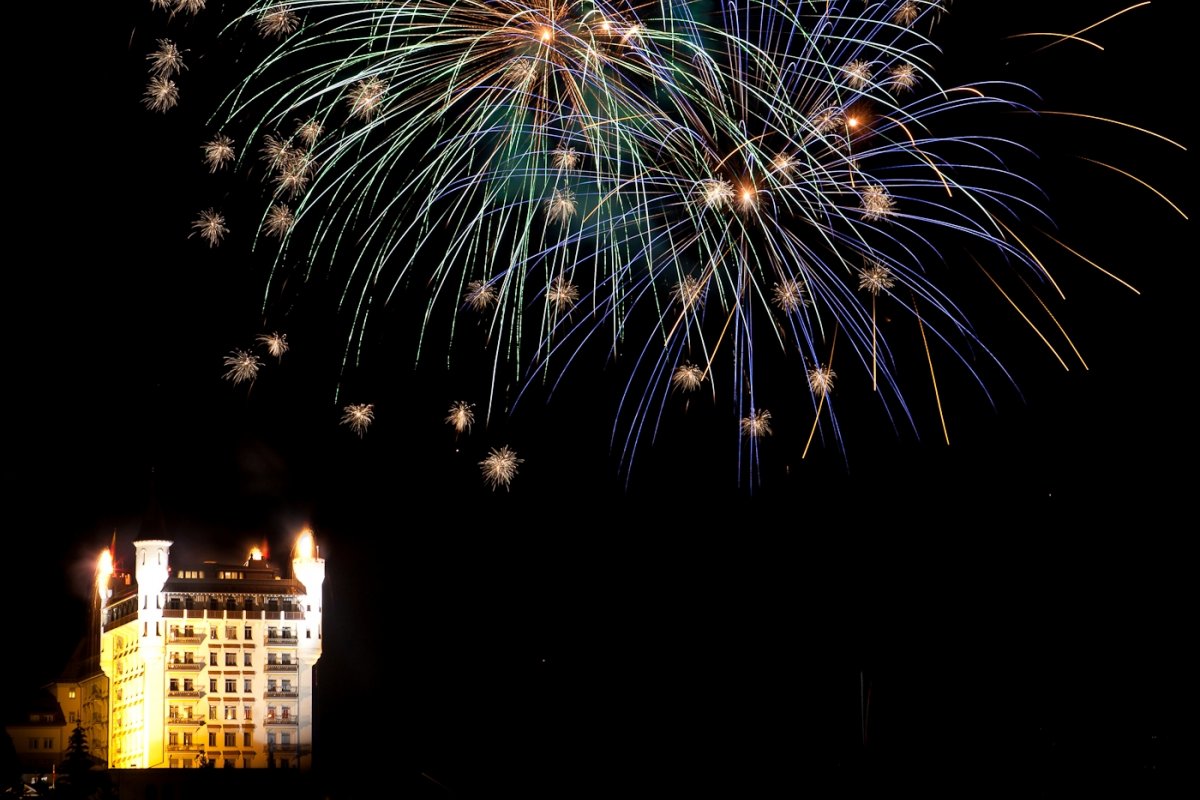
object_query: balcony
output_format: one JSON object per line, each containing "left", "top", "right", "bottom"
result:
{"left": 167, "top": 661, "right": 205, "bottom": 671}
{"left": 264, "top": 636, "right": 298, "bottom": 647}
{"left": 167, "top": 632, "right": 207, "bottom": 645}
{"left": 167, "top": 717, "right": 205, "bottom": 727}
{"left": 264, "top": 690, "right": 298, "bottom": 699}
{"left": 263, "top": 716, "right": 297, "bottom": 726}
{"left": 166, "top": 743, "right": 204, "bottom": 752}
{"left": 167, "top": 690, "right": 206, "bottom": 699}
{"left": 264, "top": 663, "right": 298, "bottom": 672}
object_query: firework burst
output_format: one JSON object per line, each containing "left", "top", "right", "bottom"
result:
{"left": 445, "top": 401, "right": 475, "bottom": 437}
{"left": 202, "top": 134, "right": 236, "bottom": 172}
{"left": 142, "top": 76, "right": 179, "bottom": 112}
{"left": 148, "top": 1, "right": 1183, "bottom": 487}
{"left": 223, "top": 350, "right": 261, "bottom": 385}
{"left": 340, "top": 403, "right": 375, "bottom": 438}
{"left": 147, "top": 39, "right": 185, "bottom": 78}
{"left": 741, "top": 410, "right": 772, "bottom": 439}
{"left": 479, "top": 446, "right": 523, "bottom": 491}
{"left": 191, "top": 209, "right": 228, "bottom": 247}
{"left": 257, "top": 331, "right": 289, "bottom": 360}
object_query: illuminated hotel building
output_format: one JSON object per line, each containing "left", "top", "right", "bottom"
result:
{"left": 98, "top": 533, "right": 324, "bottom": 770}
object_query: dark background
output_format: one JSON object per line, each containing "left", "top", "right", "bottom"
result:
{"left": 7, "top": 1, "right": 1189, "bottom": 796}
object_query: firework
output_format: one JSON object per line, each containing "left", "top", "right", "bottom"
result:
{"left": 150, "top": 1, "right": 1180, "bottom": 486}
{"left": 257, "top": 331, "right": 289, "bottom": 360}
{"left": 223, "top": 350, "right": 261, "bottom": 385}
{"left": 263, "top": 203, "right": 294, "bottom": 238}
{"left": 340, "top": 403, "right": 375, "bottom": 438}
{"left": 147, "top": 39, "right": 185, "bottom": 78}
{"left": 202, "top": 135, "right": 236, "bottom": 172}
{"left": 740, "top": 410, "right": 772, "bottom": 439}
{"left": 191, "top": 208, "right": 228, "bottom": 247}
{"left": 257, "top": 5, "right": 300, "bottom": 38}
{"left": 142, "top": 76, "right": 179, "bottom": 112}
{"left": 672, "top": 364, "right": 705, "bottom": 393}
{"left": 445, "top": 401, "right": 475, "bottom": 436}
{"left": 479, "top": 446, "right": 523, "bottom": 491}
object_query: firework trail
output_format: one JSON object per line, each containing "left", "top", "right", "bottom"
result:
{"left": 143, "top": 0, "right": 1183, "bottom": 485}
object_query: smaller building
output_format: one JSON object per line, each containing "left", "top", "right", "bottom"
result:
{"left": 5, "top": 686, "right": 68, "bottom": 780}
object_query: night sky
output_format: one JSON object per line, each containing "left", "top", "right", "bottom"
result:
{"left": 8, "top": 1, "right": 1189, "bottom": 795}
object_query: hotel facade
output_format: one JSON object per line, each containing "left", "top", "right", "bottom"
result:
{"left": 98, "top": 534, "right": 324, "bottom": 770}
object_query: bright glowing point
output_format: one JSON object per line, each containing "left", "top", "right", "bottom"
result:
{"left": 540, "top": 28, "right": 552, "bottom": 42}
{"left": 248, "top": 546, "right": 263, "bottom": 561}
{"left": 97, "top": 549, "right": 113, "bottom": 596}
{"left": 295, "top": 530, "right": 314, "bottom": 560}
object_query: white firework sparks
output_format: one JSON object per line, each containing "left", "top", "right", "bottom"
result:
{"left": 445, "top": 401, "right": 475, "bottom": 436}
{"left": 551, "top": 146, "right": 579, "bottom": 170}
{"left": 859, "top": 184, "right": 895, "bottom": 221}
{"left": 202, "top": 134, "right": 235, "bottom": 173}
{"left": 340, "top": 403, "right": 375, "bottom": 438}
{"left": 813, "top": 107, "right": 845, "bottom": 133}
{"left": 695, "top": 178, "right": 735, "bottom": 209}
{"left": 223, "top": 350, "right": 261, "bottom": 385}
{"left": 257, "top": 332, "right": 289, "bottom": 360}
{"left": 544, "top": 187, "right": 577, "bottom": 223}
{"left": 479, "top": 446, "right": 523, "bottom": 491}
{"left": 346, "top": 77, "right": 386, "bottom": 120}
{"left": 673, "top": 275, "right": 706, "bottom": 310}
{"left": 263, "top": 203, "right": 295, "bottom": 238}
{"left": 191, "top": 208, "right": 228, "bottom": 247}
{"left": 257, "top": 6, "right": 301, "bottom": 39}
{"left": 547, "top": 276, "right": 580, "bottom": 312}
{"left": 890, "top": 63, "right": 919, "bottom": 92}
{"left": 808, "top": 365, "right": 837, "bottom": 397}
{"left": 147, "top": 39, "right": 185, "bottom": 78}
{"left": 671, "top": 363, "right": 705, "bottom": 392}
{"left": 740, "top": 409, "right": 772, "bottom": 438}
{"left": 143, "top": 76, "right": 179, "bottom": 112}
{"left": 772, "top": 279, "right": 809, "bottom": 314}
{"left": 463, "top": 280, "right": 498, "bottom": 311}
{"left": 858, "top": 263, "right": 896, "bottom": 296}
{"left": 842, "top": 60, "right": 873, "bottom": 89}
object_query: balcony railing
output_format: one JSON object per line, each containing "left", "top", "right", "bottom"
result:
{"left": 264, "top": 636, "right": 299, "bottom": 646}
{"left": 264, "top": 663, "right": 298, "bottom": 672}
{"left": 166, "top": 743, "right": 204, "bottom": 752}
{"left": 264, "top": 690, "right": 299, "bottom": 698}
{"left": 167, "top": 718, "right": 205, "bottom": 726}
{"left": 167, "top": 661, "right": 205, "bottom": 671}
{"left": 264, "top": 716, "right": 298, "bottom": 726}
{"left": 167, "top": 690, "right": 206, "bottom": 699}
{"left": 167, "top": 632, "right": 207, "bottom": 644}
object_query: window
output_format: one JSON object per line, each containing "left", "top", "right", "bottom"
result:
{"left": 267, "top": 732, "right": 275, "bottom": 747}
{"left": 267, "top": 653, "right": 278, "bottom": 665}
{"left": 184, "top": 679, "right": 194, "bottom": 692}
{"left": 169, "top": 733, "right": 178, "bottom": 746}
{"left": 224, "top": 733, "right": 236, "bottom": 747}
{"left": 244, "top": 652, "right": 253, "bottom": 667}
{"left": 209, "top": 679, "right": 217, "bottom": 693}
{"left": 224, "top": 759, "right": 234, "bottom": 769}
{"left": 281, "top": 707, "right": 290, "bottom": 720}
{"left": 44, "top": 738, "right": 54, "bottom": 750}
{"left": 169, "top": 705, "right": 179, "bottom": 719}
{"left": 210, "top": 626, "right": 218, "bottom": 640}
{"left": 225, "top": 653, "right": 236, "bottom": 666}
{"left": 225, "top": 679, "right": 235, "bottom": 693}
{"left": 69, "top": 711, "right": 77, "bottom": 723}
{"left": 182, "top": 732, "right": 192, "bottom": 747}
{"left": 243, "top": 758, "right": 251, "bottom": 769}
{"left": 209, "top": 652, "right": 218, "bottom": 666}
{"left": 244, "top": 705, "right": 252, "bottom": 720}
{"left": 68, "top": 689, "right": 76, "bottom": 699}
{"left": 169, "top": 759, "right": 178, "bottom": 768}
{"left": 184, "top": 624, "right": 194, "bottom": 637}
{"left": 209, "top": 705, "right": 217, "bottom": 720}
{"left": 280, "top": 732, "right": 291, "bottom": 746}
{"left": 243, "top": 732, "right": 252, "bottom": 747}
{"left": 244, "top": 625, "right": 253, "bottom": 639}
{"left": 281, "top": 653, "right": 292, "bottom": 665}
{"left": 183, "top": 652, "right": 194, "bottom": 664}
{"left": 267, "top": 706, "right": 276, "bottom": 721}
{"left": 208, "top": 732, "right": 216, "bottom": 747}
{"left": 224, "top": 705, "right": 236, "bottom": 720}
{"left": 282, "top": 627, "right": 292, "bottom": 639}
{"left": 226, "top": 626, "right": 237, "bottom": 640}
{"left": 307, "top": 629, "right": 312, "bottom": 639}
{"left": 243, "top": 679, "right": 252, "bottom": 693}
{"left": 267, "top": 679, "right": 277, "bottom": 693}
{"left": 28, "top": 739, "right": 38, "bottom": 750}
{"left": 268, "top": 627, "right": 278, "bottom": 640}
{"left": 281, "top": 679, "right": 292, "bottom": 693}
{"left": 169, "top": 679, "right": 179, "bottom": 692}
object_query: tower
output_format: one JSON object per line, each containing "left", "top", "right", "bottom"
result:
{"left": 290, "top": 531, "right": 325, "bottom": 769}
